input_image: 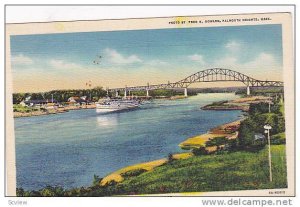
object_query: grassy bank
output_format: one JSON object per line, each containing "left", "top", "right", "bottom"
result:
{"left": 108, "top": 145, "right": 287, "bottom": 195}
{"left": 100, "top": 152, "right": 193, "bottom": 186}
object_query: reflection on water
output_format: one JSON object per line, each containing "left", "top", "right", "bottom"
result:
{"left": 96, "top": 114, "right": 119, "bottom": 127}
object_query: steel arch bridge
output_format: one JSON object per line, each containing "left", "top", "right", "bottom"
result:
{"left": 109, "top": 68, "right": 283, "bottom": 95}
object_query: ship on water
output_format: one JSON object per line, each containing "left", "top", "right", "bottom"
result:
{"left": 96, "top": 98, "right": 140, "bottom": 113}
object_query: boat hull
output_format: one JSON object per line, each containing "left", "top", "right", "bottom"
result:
{"left": 95, "top": 103, "right": 138, "bottom": 114}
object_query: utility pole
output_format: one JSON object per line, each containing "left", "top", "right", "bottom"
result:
{"left": 264, "top": 124, "right": 273, "bottom": 182}
{"left": 268, "top": 94, "right": 271, "bottom": 113}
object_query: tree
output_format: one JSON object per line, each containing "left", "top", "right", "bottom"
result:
{"left": 205, "top": 137, "right": 228, "bottom": 147}
{"left": 192, "top": 146, "right": 208, "bottom": 156}
{"left": 92, "top": 174, "right": 102, "bottom": 187}
{"left": 16, "top": 188, "right": 25, "bottom": 196}
{"left": 167, "top": 153, "right": 174, "bottom": 163}
{"left": 237, "top": 119, "right": 256, "bottom": 148}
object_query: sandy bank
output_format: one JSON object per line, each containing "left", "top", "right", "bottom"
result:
{"left": 100, "top": 152, "right": 193, "bottom": 186}
{"left": 179, "top": 119, "right": 242, "bottom": 150}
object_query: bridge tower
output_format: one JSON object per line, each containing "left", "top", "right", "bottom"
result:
{"left": 106, "top": 87, "right": 109, "bottom": 97}
{"left": 247, "top": 86, "right": 251, "bottom": 96}
{"left": 146, "top": 82, "right": 150, "bottom": 97}
{"left": 184, "top": 88, "right": 188, "bottom": 97}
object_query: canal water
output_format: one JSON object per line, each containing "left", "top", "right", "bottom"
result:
{"left": 14, "top": 93, "right": 242, "bottom": 190}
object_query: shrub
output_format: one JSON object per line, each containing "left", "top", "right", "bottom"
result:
{"left": 40, "top": 186, "right": 64, "bottom": 197}
{"left": 192, "top": 147, "right": 208, "bottom": 156}
{"left": 205, "top": 137, "right": 228, "bottom": 147}
{"left": 92, "top": 174, "right": 103, "bottom": 186}
{"left": 271, "top": 133, "right": 286, "bottom": 145}
{"left": 121, "top": 169, "right": 147, "bottom": 178}
{"left": 167, "top": 153, "right": 174, "bottom": 163}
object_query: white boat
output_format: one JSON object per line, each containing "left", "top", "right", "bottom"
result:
{"left": 96, "top": 98, "right": 139, "bottom": 113}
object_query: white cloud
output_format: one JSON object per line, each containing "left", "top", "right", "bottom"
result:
{"left": 188, "top": 54, "right": 205, "bottom": 65}
{"left": 11, "top": 54, "right": 33, "bottom": 65}
{"left": 104, "top": 48, "right": 142, "bottom": 64}
{"left": 49, "top": 59, "right": 82, "bottom": 70}
{"left": 147, "top": 59, "right": 168, "bottom": 66}
{"left": 245, "top": 53, "right": 277, "bottom": 68}
{"left": 225, "top": 41, "right": 241, "bottom": 52}
{"left": 213, "top": 52, "right": 278, "bottom": 69}
{"left": 210, "top": 52, "right": 281, "bottom": 80}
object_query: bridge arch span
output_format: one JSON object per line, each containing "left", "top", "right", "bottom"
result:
{"left": 173, "top": 68, "right": 283, "bottom": 88}
{"left": 109, "top": 68, "right": 283, "bottom": 96}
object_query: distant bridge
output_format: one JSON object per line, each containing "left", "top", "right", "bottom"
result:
{"left": 108, "top": 68, "right": 283, "bottom": 96}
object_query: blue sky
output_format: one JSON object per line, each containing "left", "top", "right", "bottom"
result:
{"left": 10, "top": 24, "right": 283, "bottom": 92}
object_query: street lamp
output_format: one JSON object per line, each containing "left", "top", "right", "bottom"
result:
{"left": 264, "top": 124, "right": 272, "bottom": 182}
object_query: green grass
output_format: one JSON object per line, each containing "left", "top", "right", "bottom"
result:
{"left": 13, "top": 104, "right": 38, "bottom": 113}
{"left": 271, "top": 132, "right": 286, "bottom": 144}
{"left": 279, "top": 99, "right": 285, "bottom": 115}
{"left": 115, "top": 145, "right": 287, "bottom": 195}
{"left": 120, "top": 169, "right": 148, "bottom": 178}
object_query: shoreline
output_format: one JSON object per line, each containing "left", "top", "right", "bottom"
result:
{"left": 201, "top": 95, "right": 271, "bottom": 111}
{"left": 179, "top": 119, "right": 242, "bottom": 151}
{"left": 13, "top": 95, "right": 188, "bottom": 118}
{"left": 13, "top": 104, "right": 96, "bottom": 118}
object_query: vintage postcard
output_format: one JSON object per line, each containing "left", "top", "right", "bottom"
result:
{"left": 5, "top": 12, "right": 294, "bottom": 196}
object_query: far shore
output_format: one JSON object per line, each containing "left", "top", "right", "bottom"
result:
{"left": 13, "top": 104, "right": 96, "bottom": 118}
{"left": 13, "top": 95, "right": 188, "bottom": 118}
{"left": 201, "top": 95, "right": 272, "bottom": 111}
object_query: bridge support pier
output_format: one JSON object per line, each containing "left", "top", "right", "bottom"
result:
{"left": 115, "top": 91, "right": 119, "bottom": 97}
{"left": 184, "top": 88, "right": 188, "bottom": 97}
{"left": 146, "top": 89, "right": 149, "bottom": 97}
{"left": 124, "top": 90, "right": 127, "bottom": 98}
{"left": 247, "top": 86, "right": 251, "bottom": 96}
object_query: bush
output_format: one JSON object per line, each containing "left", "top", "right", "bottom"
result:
{"left": 238, "top": 101, "right": 285, "bottom": 149}
{"left": 121, "top": 169, "right": 147, "bottom": 178}
{"left": 92, "top": 174, "right": 102, "bottom": 186}
{"left": 192, "top": 147, "right": 208, "bottom": 156}
{"left": 16, "top": 188, "right": 25, "bottom": 196}
{"left": 205, "top": 137, "right": 228, "bottom": 147}
{"left": 167, "top": 153, "right": 174, "bottom": 163}
{"left": 271, "top": 133, "right": 286, "bottom": 145}
{"left": 40, "top": 186, "right": 64, "bottom": 197}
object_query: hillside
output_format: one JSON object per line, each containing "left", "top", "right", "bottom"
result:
{"left": 108, "top": 145, "right": 286, "bottom": 195}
